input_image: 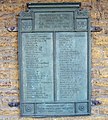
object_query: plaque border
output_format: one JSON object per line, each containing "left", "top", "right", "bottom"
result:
{"left": 18, "top": 2, "right": 91, "bottom": 117}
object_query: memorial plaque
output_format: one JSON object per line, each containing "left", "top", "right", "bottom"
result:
{"left": 18, "top": 2, "right": 91, "bottom": 117}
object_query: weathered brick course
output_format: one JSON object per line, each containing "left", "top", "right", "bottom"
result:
{"left": 93, "top": 35, "right": 108, "bottom": 46}
{"left": 92, "top": 47, "right": 102, "bottom": 59}
{"left": 92, "top": 59, "right": 108, "bottom": 67}
{"left": 103, "top": 47, "right": 108, "bottom": 58}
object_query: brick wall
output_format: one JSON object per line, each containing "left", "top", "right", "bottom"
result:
{"left": 0, "top": 0, "right": 108, "bottom": 120}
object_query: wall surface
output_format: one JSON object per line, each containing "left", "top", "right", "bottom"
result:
{"left": 0, "top": 0, "right": 108, "bottom": 120}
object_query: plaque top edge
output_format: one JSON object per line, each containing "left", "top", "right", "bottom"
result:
{"left": 27, "top": 2, "right": 81, "bottom": 8}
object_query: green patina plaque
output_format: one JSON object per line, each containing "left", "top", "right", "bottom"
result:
{"left": 18, "top": 2, "right": 91, "bottom": 117}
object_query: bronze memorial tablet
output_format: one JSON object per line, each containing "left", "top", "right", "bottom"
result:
{"left": 18, "top": 2, "right": 91, "bottom": 117}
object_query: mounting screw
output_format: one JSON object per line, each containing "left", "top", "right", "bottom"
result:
{"left": 8, "top": 102, "right": 20, "bottom": 107}
{"left": 91, "top": 26, "right": 102, "bottom": 32}
{"left": 91, "top": 100, "right": 101, "bottom": 106}
{"left": 7, "top": 27, "right": 18, "bottom": 32}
